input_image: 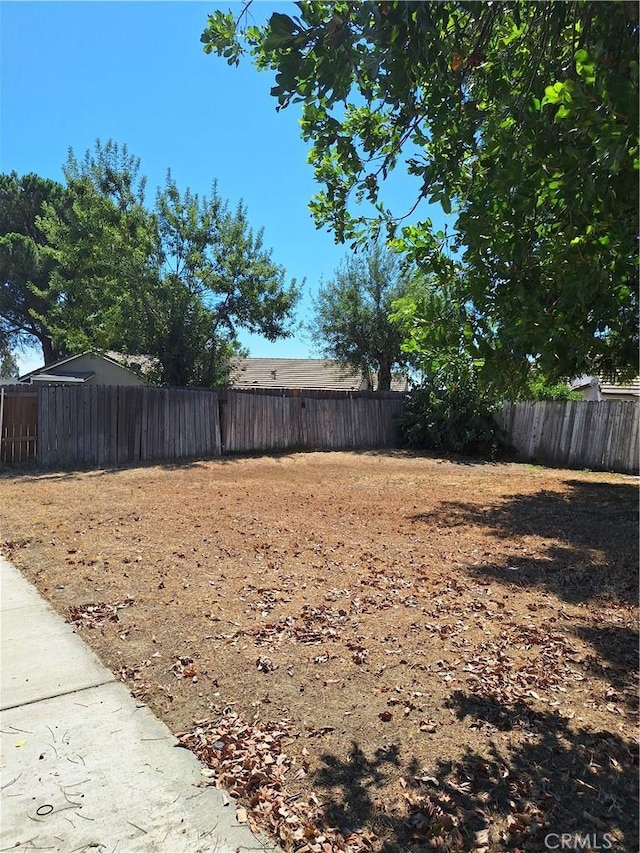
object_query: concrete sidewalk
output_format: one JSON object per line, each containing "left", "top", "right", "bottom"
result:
{"left": 0, "top": 554, "right": 279, "bottom": 852}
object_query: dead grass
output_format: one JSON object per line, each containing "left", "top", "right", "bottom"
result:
{"left": 1, "top": 451, "right": 637, "bottom": 851}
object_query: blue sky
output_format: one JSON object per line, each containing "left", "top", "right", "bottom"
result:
{"left": 1, "top": 1, "right": 447, "bottom": 373}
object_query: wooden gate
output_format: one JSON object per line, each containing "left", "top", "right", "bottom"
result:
{"left": 0, "top": 386, "right": 38, "bottom": 463}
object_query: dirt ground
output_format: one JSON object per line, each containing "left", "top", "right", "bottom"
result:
{"left": 1, "top": 451, "right": 637, "bottom": 852}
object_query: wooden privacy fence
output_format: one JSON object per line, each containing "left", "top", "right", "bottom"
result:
{"left": 0, "top": 385, "right": 220, "bottom": 469}
{"left": 4, "top": 386, "right": 636, "bottom": 474}
{"left": 0, "top": 385, "right": 404, "bottom": 469}
{"left": 497, "top": 400, "right": 639, "bottom": 475}
{"left": 35, "top": 385, "right": 221, "bottom": 469}
{"left": 221, "top": 388, "right": 404, "bottom": 454}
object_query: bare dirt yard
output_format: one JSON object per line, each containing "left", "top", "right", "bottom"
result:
{"left": 1, "top": 451, "right": 637, "bottom": 852}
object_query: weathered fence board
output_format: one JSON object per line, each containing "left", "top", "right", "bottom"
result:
{"left": 33, "top": 386, "right": 222, "bottom": 469}
{"left": 0, "top": 386, "right": 38, "bottom": 464}
{"left": 0, "top": 387, "right": 38, "bottom": 463}
{"left": 220, "top": 389, "right": 404, "bottom": 454}
{"left": 497, "top": 400, "right": 639, "bottom": 475}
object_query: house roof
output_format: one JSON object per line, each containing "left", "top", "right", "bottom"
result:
{"left": 570, "top": 375, "right": 599, "bottom": 391}
{"left": 228, "top": 358, "right": 408, "bottom": 392}
{"left": 29, "top": 372, "right": 94, "bottom": 384}
{"left": 19, "top": 351, "right": 142, "bottom": 383}
{"left": 105, "top": 351, "right": 158, "bottom": 377}
{"left": 570, "top": 374, "right": 640, "bottom": 398}
{"left": 229, "top": 358, "right": 365, "bottom": 391}
{"left": 599, "top": 376, "right": 640, "bottom": 397}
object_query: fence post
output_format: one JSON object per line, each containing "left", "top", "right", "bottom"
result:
{"left": 0, "top": 388, "right": 4, "bottom": 462}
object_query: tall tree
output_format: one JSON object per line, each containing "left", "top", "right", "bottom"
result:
{"left": 311, "top": 243, "right": 413, "bottom": 390}
{"left": 37, "top": 141, "right": 160, "bottom": 359}
{"left": 151, "top": 173, "right": 299, "bottom": 386}
{"left": 0, "top": 341, "right": 19, "bottom": 378}
{"left": 202, "top": 1, "right": 639, "bottom": 388}
{"left": 0, "top": 172, "right": 69, "bottom": 364}
{"left": 391, "top": 274, "right": 475, "bottom": 380}
{"left": 2, "top": 142, "right": 299, "bottom": 386}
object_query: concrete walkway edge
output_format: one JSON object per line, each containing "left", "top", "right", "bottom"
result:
{"left": 0, "top": 553, "right": 280, "bottom": 852}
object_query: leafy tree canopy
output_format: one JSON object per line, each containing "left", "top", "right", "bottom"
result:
{"left": 0, "top": 172, "right": 70, "bottom": 364}
{"left": 36, "top": 141, "right": 159, "bottom": 360}
{"left": 310, "top": 242, "right": 414, "bottom": 390}
{"left": 392, "top": 275, "right": 586, "bottom": 400}
{"left": 1, "top": 140, "right": 300, "bottom": 386}
{"left": 151, "top": 172, "right": 299, "bottom": 386}
{"left": 202, "top": 1, "right": 639, "bottom": 388}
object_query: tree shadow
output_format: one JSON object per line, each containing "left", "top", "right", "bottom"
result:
{"left": 311, "top": 692, "right": 638, "bottom": 851}
{"left": 311, "top": 478, "right": 637, "bottom": 849}
{"left": 312, "top": 741, "right": 403, "bottom": 840}
{"left": 0, "top": 456, "right": 214, "bottom": 481}
{"left": 570, "top": 625, "right": 639, "bottom": 713}
{"left": 442, "top": 691, "right": 638, "bottom": 848}
{"left": 409, "top": 478, "right": 638, "bottom": 604}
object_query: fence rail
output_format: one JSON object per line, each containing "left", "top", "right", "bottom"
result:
{"left": 497, "top": 400, "right": 639, "bottom": 475}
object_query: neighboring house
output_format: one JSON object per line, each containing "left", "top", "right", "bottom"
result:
{"left": 19, "top": 352, "right": 147, "bottom": 386}
{"left": 228, "top": 358, "right": 408, "bottom": 392}
{"left": 570, "top": 375, "right": 640, "bottom": 402}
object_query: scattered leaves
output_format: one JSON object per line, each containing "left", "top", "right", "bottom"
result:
{"left": 68, "top": 597, "right": 134, "bottom": 627}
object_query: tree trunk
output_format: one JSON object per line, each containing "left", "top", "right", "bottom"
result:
{"left": 204, "top": 339, "right": 217, "bottom": 387}
{"left": 40, "top": 336, "right": 58, "bottom": 366}
{"left": 377, "top": 358, "right": 392, "bottom": 391}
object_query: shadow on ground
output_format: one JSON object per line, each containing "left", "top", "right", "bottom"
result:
{"left": 409, "top": 478, "right": 638, "bottom": 604}
{"left": 315, "top": 477, "right": 638, "bottom": 850}
{"left": 0, "top": 456, "right": 214, "bottom": 481}
{"left": 569, "top": 624, "right": 639, "bottom": 713}
{"left": 311, "top": 692, "right": 638, "bottom": 852}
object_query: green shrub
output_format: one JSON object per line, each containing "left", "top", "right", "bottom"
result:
{"left": 397, "top": 365, "right": 505, "bottom": 457}
{"left": 520, "top": 375, "right": 582, "bottom": 401}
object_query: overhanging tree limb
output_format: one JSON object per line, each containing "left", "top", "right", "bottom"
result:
{"left": 202, "top": 0, "right": 639, "bottom": 386}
